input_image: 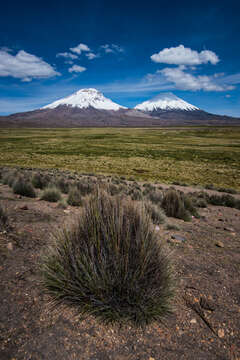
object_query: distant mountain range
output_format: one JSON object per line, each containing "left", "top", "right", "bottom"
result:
{"left": 0, "top": 88, "right": 239, "bottom": 127}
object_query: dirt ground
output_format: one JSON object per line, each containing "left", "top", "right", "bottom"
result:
{"left": 0, "top": 181, "right": 240, "bottom": 360}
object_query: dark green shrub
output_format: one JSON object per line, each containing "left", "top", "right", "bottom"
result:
{"left": 206, "top": 194, "right": 236, "bottom": 208}
{"left": 67, "top": 187, "right": 82, "bottom": 206}
{"left": 161, "top": 189, "right": 190, "bottom": 221}
{"left": 145, "top": 202, "right": 166, "bottom": 225}
{"left": 41, "top": 192, "right": 174, "bottom": 327}
{"left": 217, "top": 187, "right": 237, "bottom": 195}
{"left": 41, "top": 186, "right": 61, "bottom": 202}
{"left": 13, "top": 177, "right": 36, "bottom": 198}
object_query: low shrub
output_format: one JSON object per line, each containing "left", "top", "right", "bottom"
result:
{"left": 32, "top": 173, "right": 51, "bottom": 189}
{"left": 67, "top": 187, "right": 82, "bottom": 206}
{"left": 147, "top": 190, "right": 163, "bottom": 205}
{"left": 206, "top": 194, "right": 236, "bottom": 208}
{"left": 41, "top": 192, "right": 175, "bottom": 327}
{"left": 0, "top": 203, "right": 8, "bottom": 229}
{"left": 76, "top": 181, "right": 94, "bottom": 196}
{"left": 145, "top": 202, "right": 166, "bottom": 225}
{"left": 57, "top": 199, "right": 68, "bottom": 209}
{"left": 41, "top": 186, "right": 62, "bottom": 202}
{"left": 161, "top": 189, "right": 192, "bottom": 221}
{"left": 13, "top": 177, "right": 36, "bottom": 198}
{"left": 56, "top": 177, "right": 69, "bottom": 194}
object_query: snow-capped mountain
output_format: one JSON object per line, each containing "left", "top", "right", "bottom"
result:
{"left": 42, "top": 88, "right": 127, "bottom": 111}
{"left": 1, "top": 89, "right": 239, "bottom": 128}
{"left": 135, "top": 92, "right": 199, "bottom": 112}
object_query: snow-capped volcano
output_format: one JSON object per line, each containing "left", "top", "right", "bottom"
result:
{"left": 42, "top": 88, "right": 127, "bottom": 111}
{"left": 135, "top": 92, "right": 199, "bottom": 112}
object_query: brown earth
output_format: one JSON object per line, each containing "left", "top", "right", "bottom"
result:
{"left": 0, "top": 181, "right": 240, "bottom": 360}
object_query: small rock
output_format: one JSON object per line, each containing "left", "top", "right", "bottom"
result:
{"left": 149, "top": 358, "right": 155, "bottom": 360}
{"left": 224, "top": 227, "right": 234, "bottom": 232}
{"left": 218, "top": 329, "right": 224, "bottom": 338}
{"left": 190, "top": 318, "right": 197, "bottom": 324}
{"left": 171, "top": 234, "right": 186, "bottom": 242}
{"left": 64, "top": 210, "right": 70, "bottom": 214}
{"left": 20, "top": 205, "right": 28, "bottom": 210}
{"left": 7, "top": 242, "right": 13, "bottom": 251}
{"left": 215, "top": 241, "right": 224, "bottom": 248}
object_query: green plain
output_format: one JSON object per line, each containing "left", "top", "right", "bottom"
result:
{"left": 0, "top": 127, "right": 239, "bottom": 190}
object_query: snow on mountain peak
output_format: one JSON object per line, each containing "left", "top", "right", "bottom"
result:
{"left": 135, "top": 92, "right": 199, "bottom": 111}
{"left": 42, "top": 88, "right": 127, "bottom": 111}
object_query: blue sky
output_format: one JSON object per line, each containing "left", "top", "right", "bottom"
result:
{"left": 0, "top": 0, "right": 240, "bottom": 116}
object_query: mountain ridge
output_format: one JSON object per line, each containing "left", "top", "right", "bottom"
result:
{"left": 0, "top": 88, "right": 239, "bottom": 127}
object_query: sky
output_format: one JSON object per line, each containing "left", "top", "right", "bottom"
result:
{"left": 0, "top": 0, "right": 240, "bottom": 116}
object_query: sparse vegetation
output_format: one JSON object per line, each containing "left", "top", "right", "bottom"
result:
{"left": 41, "top": 186, "right": 62, "bottom": 202}
{"left": 0, "top": 203, "right": 8, "bottom": 229}
{"left": 67, "top": 186, "right": 82, "bottom": 206}
{"left": 13, "top": 177, "right": 36, "bottom": 198}
{"left": 162, "top": 189, "right": 194, "bottom": 221}
{"left": 0, "top": 128, "right": 239, "bottom": 190}
{"left": 144, "top": 202, "right": 166, "bottom": 225}
{"left": 41, "top": 192, "right": 174, "bottom": 327}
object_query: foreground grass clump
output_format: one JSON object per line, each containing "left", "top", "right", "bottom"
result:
{"left": 13, "top": 176, "right": 36, "bottom": 198}
{"left": 41, "top": 192, "right": 174, "bottom": 327}
{"left": 41, "top": 186, "right": 62, "bottom": 202}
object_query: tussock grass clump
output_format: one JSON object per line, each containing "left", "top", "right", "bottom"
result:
{"left": 2, "top": 170, "right": 18, "bottom": 187}
{"left": 0, "top": 203, "right": 8, "bottom": 229}
{"left": 147, "top": 190, "right": 163, "bottom": 205}
{"left": 41, "top": 192, "right": 175, "bottom": 327}
{"left": 206, "top": 193, "right": 239, "bottom": 209}
{"left": 13, "top": 177, "right": 36, "bottom": 198}
{"left": 76, "top": 180, "right": 94, "bottom": 196}
{"left": 41, "top": 186, "right": 62, "bottom": 202}
{"left": 67, "top": 187, "right": 83, "bottom": 206}
{"left": 145, "top": 202, "right": 166, "bottom": 225}
{"left": 162, "top": 189, "right": 192, "bottom": 221}
{"left": 32, "top": 173, "right": 50, "bottom": 189}
{"left": 56, "top": 177, "right": 69, "bottom": 194}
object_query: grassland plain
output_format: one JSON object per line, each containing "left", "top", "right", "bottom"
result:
{"left": 0, "top": 127, "right": 240, "bottom": 190}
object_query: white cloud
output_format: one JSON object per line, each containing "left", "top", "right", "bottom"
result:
{"left": 56, "top": 52, "right": 78, "bottom": 59}
{"left": 68, "top": 65, "right": 86, "bottom": 73}
{"left": 159, "top": 66, "right": 234, "bottom": 91}
{"left": 85, "top": 52, "right": 98, "bottom": 60}
{"left": 70, "top": 43, "right": 90, "bottom": 54}
{"left": 151, "top": 45, "right": 219, "bottom": 66}
{"left": 0, "top": 49, "right": 60, "bottom": 81}
{"left": 100, "top": 44, "right": 124, "bottom": 54}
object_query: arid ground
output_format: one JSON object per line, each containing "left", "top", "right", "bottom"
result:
{"left": 0, "top": 168, "right": 239, "bottom": 360}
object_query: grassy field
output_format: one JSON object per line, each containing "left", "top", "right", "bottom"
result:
{"left": 0, "top": 127, "right": 240, "bottom": 190}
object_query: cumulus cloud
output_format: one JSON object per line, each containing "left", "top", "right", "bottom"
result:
{"left": 0, "top": 49, "right": 60, "bottom": 81}
{"left": 151, "top": 45, "right": 219, "bottom": 66}
{"left": 159, "top": 66, "right": 234, "bottom": 91}
{"left": 85, "top": 52, "right": 98, "bottom": 60}
{"left": 100, "top": 44, "right": 124, "bottom": 54}
{"left": 70, "top": 43, "right": 90, "bottom": 54}
{"left": 68, "top": 64, "right": 86, "bottom": 73}
{"left": 56, "top": 52, "right": 78, "bottom": 59}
